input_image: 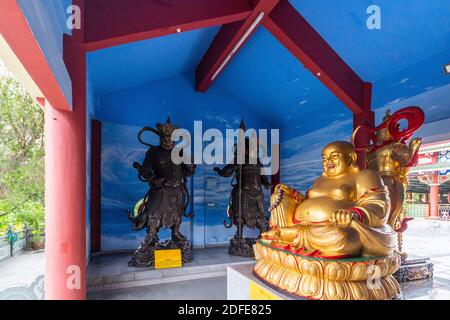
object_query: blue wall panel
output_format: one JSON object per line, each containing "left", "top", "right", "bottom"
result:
{"left": 96, "top": 76, "right": 271, "bottom": 250}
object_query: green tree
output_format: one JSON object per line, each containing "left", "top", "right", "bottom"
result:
{"left": 0, "top": 63, "right": 44, "bottom": 232}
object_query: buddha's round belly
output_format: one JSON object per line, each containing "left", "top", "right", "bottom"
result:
{"left": 294, "top": 197, "right": 354, "bottom": 223}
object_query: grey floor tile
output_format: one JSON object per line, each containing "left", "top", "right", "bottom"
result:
{"left": 89, "top": 276, "right": 227, "bottom": 300}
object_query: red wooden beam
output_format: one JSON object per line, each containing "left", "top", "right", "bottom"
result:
{"left": 271, "top": 143, "right": 280, "bottom": 193}
{"left": 0, "top": 0, "right": 71, "bottom": 110}
{"left": 263, "top": 0, "right": 370, "bottom": 114}
{"left": 84, "top": 0, "right": 253, "bottom": 51}
{"left": 196, "top": 0, "right": 280, "bottom": 92}
{"left": 353, "top": 83, "right": 374, "bottom": 169}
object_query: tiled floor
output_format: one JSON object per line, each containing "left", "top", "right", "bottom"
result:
{"left": 0, "top": 250, "right": 44, "bottom": 290}
{"left": 398, "top": 220, "right": 450, "bottom": 299}
{"left": 403, "top": 228, "right": 450, "bottom": 259}
{"left": 2, "top": 219, "right": 450, "bottom": 300}
{"left": 89, "top": 220, "right": 450, "bottom": 300}
{"left": 0, "top": 250, "right": 44, "bottom": 299}
{"left": 87, "top": 275, "right": 450, "bottom": 300}
{"left": 87, "top": 246, "right": 254, "bottom": 292}
{"left": 401, "top": 278, "right": 450, "bottom": 299}
{"left": 87, "top": 267, "right": 450, "bottom": 300}
{"left": 88, "top": 276, "right": 228, "bottom": 300}
{"left": 88, "top": 246, "right": 252, "bottom": 278}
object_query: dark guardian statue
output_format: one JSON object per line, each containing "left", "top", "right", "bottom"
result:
{"left": 127, "top": 117, "right": 196, "bottom": 267}
{"left": 214, "top": 120, "right": 270, "bottom": 257}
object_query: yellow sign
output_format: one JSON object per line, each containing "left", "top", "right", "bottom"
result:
{"left": 154, "top": 249, "right": 182, "bottom": 269}
{"left": 249, "top": 281, "right": 280, "bottom": 300}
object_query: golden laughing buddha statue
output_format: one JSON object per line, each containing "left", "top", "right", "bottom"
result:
{"left": 262, "top": 141, "right": 396, "bottom": 258}
{"left": 253, "top": 107, "right": 424, "bottom": 300}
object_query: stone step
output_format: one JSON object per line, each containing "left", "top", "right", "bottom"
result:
{"left": 87, "top": 247, "right": 254, "bottom": 292}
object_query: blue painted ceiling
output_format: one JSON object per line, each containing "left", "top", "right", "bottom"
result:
{"left": 87, "top": 0, "right": 450, "bottom": 139}
{"left": 87, "top": 27, "right": 219, "bottom": 95}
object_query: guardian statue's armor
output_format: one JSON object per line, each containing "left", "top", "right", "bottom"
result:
{"left": 128, "top": 118, "right": 196, "bottom": 267}
{"left": 214, "top": 120, "right": 270, "bottom": 256}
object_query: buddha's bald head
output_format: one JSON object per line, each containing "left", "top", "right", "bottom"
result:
{"left": 322, "top": 141, "right": 359, "bottom": 177}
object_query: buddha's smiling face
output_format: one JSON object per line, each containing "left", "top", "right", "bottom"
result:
{"left": 322, "top": 143, "right": 353, "bottom": 177}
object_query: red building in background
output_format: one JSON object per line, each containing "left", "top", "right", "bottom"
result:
{"left": 407, "top": 140, "right": 450, "bottom": 220}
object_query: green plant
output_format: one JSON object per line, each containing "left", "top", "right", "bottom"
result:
{"left": 31, "top": 233, "right": 44, "bottom": 244}
{"left": 412, "top": 193, "right": 422, "bottom": 203}
{"left": 0, "top": 61, "right": 44, "bottom": 233}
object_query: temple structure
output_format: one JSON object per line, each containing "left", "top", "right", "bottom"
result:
{"left": 406, "top": 140, "right": 450, "bottom": 220}
{"left": 0, "top": 0, "right": 449, "bottom": 299}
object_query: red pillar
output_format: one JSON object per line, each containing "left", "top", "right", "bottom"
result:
{"left": 45, "top": 1, "right": 86, "bottom": 300}
{"left": 429, "top": 184, "right": 440, "bottom": 220}
{"left": 271, "top": 172, "right": 280, "bottom": 194}
{"left": 352, "top": 83, "right": 374, "bottom": 170}
{"left": 271, "top": 143, "right": 280, "bottom": 193}
{"left": 407, "top": 192, "right": 413, "bottom": 203}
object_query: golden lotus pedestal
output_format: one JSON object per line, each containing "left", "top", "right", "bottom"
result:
{"left": 253, "top": 240, "right": 402, "bottom": 300}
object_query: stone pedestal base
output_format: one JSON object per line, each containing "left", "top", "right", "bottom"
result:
{"left": 228, "top": 237, "right": 256, "bottom": 257}
{"left": 227, "top": 263, "right": 297, "bottom": 300}
{"left": 128, "top": 239, "right": 192, "bottom": 267}
{"left": 393, "top": 257, "right": 434, "bottom": 282}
